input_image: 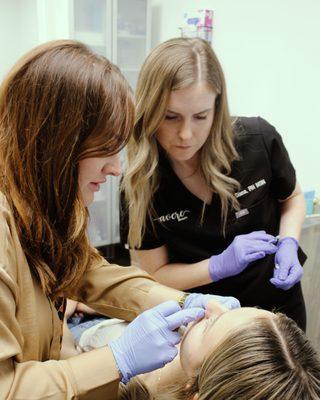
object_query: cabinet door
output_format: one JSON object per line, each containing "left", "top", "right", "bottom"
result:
{"left": 71, "top": 0, "right": 150, "bottom": 247}
{"left": 72, "top": 0, "right": 112, "bottom": 58}
{"left": 113, "top": 0, "right": 150, "bottom": 90}
{"left": 106, "top": 0, "right": 150, "bottom": 247}
{"left": 72, "top": 0, "right": 113, "bottom": 247}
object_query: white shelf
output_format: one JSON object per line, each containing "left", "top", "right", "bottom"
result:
{"left": 303, "top": 214, "right": 320, "bottom": 229}
{"left": 93, "top": 198, "right": 108, "bottom": 203}
{"left": 118, "top": 33, "right": 146, "bottom": 39}
{"left": 305, "top": 213, "right": 320, "bottom": 218}
{"left": 120, "top": 67, "right": 139, "bottom": 72}
{"left": 90, "top": 239, "right": 111, "bottom": 247}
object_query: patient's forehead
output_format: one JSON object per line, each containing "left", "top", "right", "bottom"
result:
{"left": 224, "top": 307, "right": 272, "bottom": 319}
{"left": 206, "top": 307, "right": 273, "bottom": 344}
{"left": 180, "top": 307, "right": 273, "bottom": 376}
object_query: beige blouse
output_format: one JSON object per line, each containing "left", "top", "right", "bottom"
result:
{"left": 0, "top": 193, "right": 182, "bottom": 399}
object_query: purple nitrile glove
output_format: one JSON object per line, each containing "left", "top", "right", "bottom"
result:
{"left": 108, "top": 300, "right": 204, "bottom": 383}
{"left": 184, "top": 293, "right": 240, "bottom": 311}
{"left": 270, "top": 237, "right": 303, "bottom": 290}
{"left": 209, "top": 231, "right": 278, "bottom": 282}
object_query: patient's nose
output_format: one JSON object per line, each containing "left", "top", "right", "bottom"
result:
{"left": 205, "top": 301, "right": 227, "bottom": 319}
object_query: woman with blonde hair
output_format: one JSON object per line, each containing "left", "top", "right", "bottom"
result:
{"left": 0, "top": 39, "right": 239, "bottom": 399}
{"left": 121, "top": 37, "right": 307, "bottom": 329}
{"left": 119, "top": 305, "right": 320, "bottom": 400}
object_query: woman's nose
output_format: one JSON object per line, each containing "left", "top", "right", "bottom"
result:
{"left": 103, "top": 154, "right": 122, "bottom": 176}
{"left": 178, "top": 121, "right": 193, "bottom": 141}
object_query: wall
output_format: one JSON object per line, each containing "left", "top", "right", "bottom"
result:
{"left": 0, "top": 0, "right": 70, "bottom": 82}
{"left": 1, "top": 0, "right": 319, "bottom": 194}
{"left": 151, "top": 0, "right": 320, "bottom": 195}
{"left": 0, "top": 0, "right": 38, "bottom": 81}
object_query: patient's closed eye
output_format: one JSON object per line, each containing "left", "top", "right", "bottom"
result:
{"left": 204, "top": 316, "right": 217, "bottom": 332}
{"left": 203, "top": 311, "right": 226, "bottom": 333}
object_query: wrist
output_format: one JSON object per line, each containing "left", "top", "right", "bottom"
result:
{"left": 208, "top": 255, "right": 223, "bottom": 282}
{"left": 113, "top": 358, "right": 123, "bottom": 382}
{"left": 108, "top": 341, "right": 131, "bottom": 384}
{"left": 278, "top": 236, "right": 299, "bottom": 250}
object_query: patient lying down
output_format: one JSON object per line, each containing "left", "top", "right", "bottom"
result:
{"left": 63, "top": 303, "right": 320, "bottom": 400}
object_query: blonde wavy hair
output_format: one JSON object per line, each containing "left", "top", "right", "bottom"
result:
{"left": 119, "top": 313, "right": 320, "bottom": 400}
{"left": 0, "top": 40, "right": 134, "bottom": 299}
{"left": 122, "top": 37, "right": 240, "bottom": 249}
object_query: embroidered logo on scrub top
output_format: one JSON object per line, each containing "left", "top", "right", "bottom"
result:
{"left": 235, "top": 179, "right": 266, "bottom": 198}
{"left": 154, "top": 209, "right": 190, "bottom": 223}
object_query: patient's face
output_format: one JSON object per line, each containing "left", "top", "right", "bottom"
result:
{"left": 179, "top": 304, "right": 272, "bottom": 376}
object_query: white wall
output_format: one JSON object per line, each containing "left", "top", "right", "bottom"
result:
{"left": 151, "top": 0, "right": 320, "bottom": 195}
{"left": 1, "top": 0, "right": 319, "bottom": 194}
{"left": 0, "top": 0, "right": 70, "bottom": 82}
{"left": 0, "top": 0, "right": 38, "bottom": 81}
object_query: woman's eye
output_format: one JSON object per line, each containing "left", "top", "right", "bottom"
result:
{"left": 165, "top": 115, "right": 177, "bottom": 120}
{"left": 195, "top": 115, "right": 207, "bottom": 120}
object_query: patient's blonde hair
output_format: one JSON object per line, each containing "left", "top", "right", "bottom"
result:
{"left": 119, "top": 313, "right": 320, "bottom": 400}
{"left": 122, "top": 37, "right": 240, "bottom": 248}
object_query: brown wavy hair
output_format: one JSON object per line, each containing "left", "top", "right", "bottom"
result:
{"left": 119, "top": 313, "right": 320, "bottom": 400}
{"left": 0, "top": 40, "right": 134, "bottom": 298}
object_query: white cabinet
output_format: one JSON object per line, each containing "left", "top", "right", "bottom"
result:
{"left": 71, "top": 0, "right": 151, "bottom": 90}
{"left": 70, "top": 0, "right": 151, "bottom": 247}
{"left": 70, "top": 0, "right": 113, "bottom": 59}
{"left": 113, "top": 0, "right": 150, "bottom": 89}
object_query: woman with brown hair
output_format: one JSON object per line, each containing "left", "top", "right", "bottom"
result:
{"left": 119, "top": 305, "right": 320, "bottom": 400}
{"left": 0, "top": 40, "right": 239, "bottom": 399}
{"left": 121, "top": 37, "right": 307, "bottom": 330}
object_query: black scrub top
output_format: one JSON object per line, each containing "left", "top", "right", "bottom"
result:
{"left": 120, "top": 117, "right": 307, "bottom": 330}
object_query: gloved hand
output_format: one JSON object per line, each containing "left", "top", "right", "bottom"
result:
{"left": 108, "top": 301, "right": 204, "bottom": 383}
{"left": 184, "top": 292, "right": 240, "bottom": 311}
{"left": 270, "top": 237, "right": 303, "bottom": 290}
{"left": 209, "top": 231, "right": 277, "bottom": 282}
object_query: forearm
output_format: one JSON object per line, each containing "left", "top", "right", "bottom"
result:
{"left": 279, "top": 192, "right": 306, "bottom": 240}
{"left": 74, "top": 262, "right": 183, "bottom": 320}
{"left": 1, "top": 348, "right": 120, "bottom": 400}
{"left": 153, "top": 259, "right": 212, "bottom": 291}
